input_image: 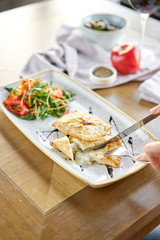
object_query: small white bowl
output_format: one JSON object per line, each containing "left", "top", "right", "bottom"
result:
{"left": 89, "top": 64, "right": 117, "bottom": 85}
{"left": 81, "top": 13, "right": 128, "bottom": 50}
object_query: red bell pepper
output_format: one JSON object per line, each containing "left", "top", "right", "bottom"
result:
{"left": 111, "top": 43, "right": 141, "bottom": 74}
{"left": 4, "top": 98, "right": 28, "bottom": 116}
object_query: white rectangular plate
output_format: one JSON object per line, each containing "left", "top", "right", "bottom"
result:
{"left": 0, "top": 69, "right": 156, "bottom": 188}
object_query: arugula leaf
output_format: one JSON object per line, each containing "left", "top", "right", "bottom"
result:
{"left": 5, "top": 87, "right": 13, "bottom": 92}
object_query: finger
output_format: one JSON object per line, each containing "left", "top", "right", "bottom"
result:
{"left": 150, "top": 104, "right": 160, "bottom": 114}
{"left": 144, "top": 142, "right": 160, "bottom": 155}
{"left": 148, "top": 155, "right": 160, "bottom": 171}
{"left": 135, "top": 153, "right": 150, "bottom": 162}
{"left": 145, "top": 142, "right": 160, "bottom": 170}
{"left": 136, "top": 153, "right": 160, "bottom": 170}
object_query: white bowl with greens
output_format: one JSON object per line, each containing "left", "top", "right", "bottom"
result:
{"left": 81, "top": 13, "right": 128, "bottom": 50}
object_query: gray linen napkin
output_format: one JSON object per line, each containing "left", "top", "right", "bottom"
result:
{"left": 21, "top": 25, "right": 160, "bottom": 90}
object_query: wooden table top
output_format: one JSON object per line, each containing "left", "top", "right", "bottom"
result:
{"left": 0, "top": 0, "right": 160, "bottom": 239}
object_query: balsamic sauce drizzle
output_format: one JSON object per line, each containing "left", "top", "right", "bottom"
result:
{"left": 89, "top": 106, "right": 93, "bottom": 114}
{"left": 36, "top": 128, "right": 59, "bottom": 142}
{"left": 80, "top": 165, "right": 84, "bottom": 171}
{"left": 109, "top": 115, "right": 128, "bottom": 150}
{"left": 109, "top": 116, "right": 112, "bottom": 134}
{"left": 107, "top": 167, "right": 113, "bottom": 178}
{"left": 108, "top": 116, "right": 116, "bottom": 178}
{"left": 108, "top": 115, "right": 136, "bottom": 177}
{"left": 128, "top": 137, "right": 135, "bottom": 163}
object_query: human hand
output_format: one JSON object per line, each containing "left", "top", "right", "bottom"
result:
{"left": 136, "top": 142, "right": 160, "bottom": 171}
{"left": 150, "top": 104, "right": 160, "bottom": 114}
{"left": 136, "top": 104, "right": 160, "bottom": 170}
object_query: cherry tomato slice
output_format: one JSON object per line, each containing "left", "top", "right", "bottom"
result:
{"left": 4, "top": 98, "right": 28, "bottom": 116}
{"left": 52, "top": 85, "right": 64, "bottom": 98}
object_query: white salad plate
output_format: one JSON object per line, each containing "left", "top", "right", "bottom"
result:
{"left": 0, "top": 69, "right": 157, "bottom": 188}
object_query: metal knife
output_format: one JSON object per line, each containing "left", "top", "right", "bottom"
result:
{"left": 95, "top": 113, "right": 159, "bottom": 150}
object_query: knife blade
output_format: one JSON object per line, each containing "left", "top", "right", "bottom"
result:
{"left": 95, "top": 113, "right": 159, "bottom": 150}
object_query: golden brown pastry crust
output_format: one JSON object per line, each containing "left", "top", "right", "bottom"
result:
{"left": 50, "top": 136, "right": 73, "bottom": 160}
{"left": 89, "top": 152, "right": 121, "bottom": 168}
{"left": 51, "top": 111, "right": 122, "bottom": 168}
{"left": 69, "top": 134, "right": 113, "bottom": 151}
{"left": 52, "top": 111, "right": 112, "bottom": 141}
{"left": 88, "top": 139, "right": 122, "bottom": 168}
{"left": 93, "top": 139, "right": 122, "bottom": 155}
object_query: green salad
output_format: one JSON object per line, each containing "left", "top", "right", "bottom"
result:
{"left": 4, "top": 78, "right": 75, "bottom": 120}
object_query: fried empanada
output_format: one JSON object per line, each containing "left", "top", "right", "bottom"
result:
{"left": 88, "top": 139, "right": 122, "bottom": 167}
{"left": 89, "top": 152, "right": 121, "bottom": 168}
{"left": 93, "top": 139, "right": 122, "bottom": 155}
{"left": 50, "top": 136, "right": 73, "bottom": 160}
{"left": 52, "top": 111, "right": 112, "bottom": 141}
{"left": 69, "top": 134, "right": 113, "bottom": 151}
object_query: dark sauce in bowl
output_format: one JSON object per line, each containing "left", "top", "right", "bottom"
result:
{"left": 93, "top": 66, "right": 113, "bottom": 78}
